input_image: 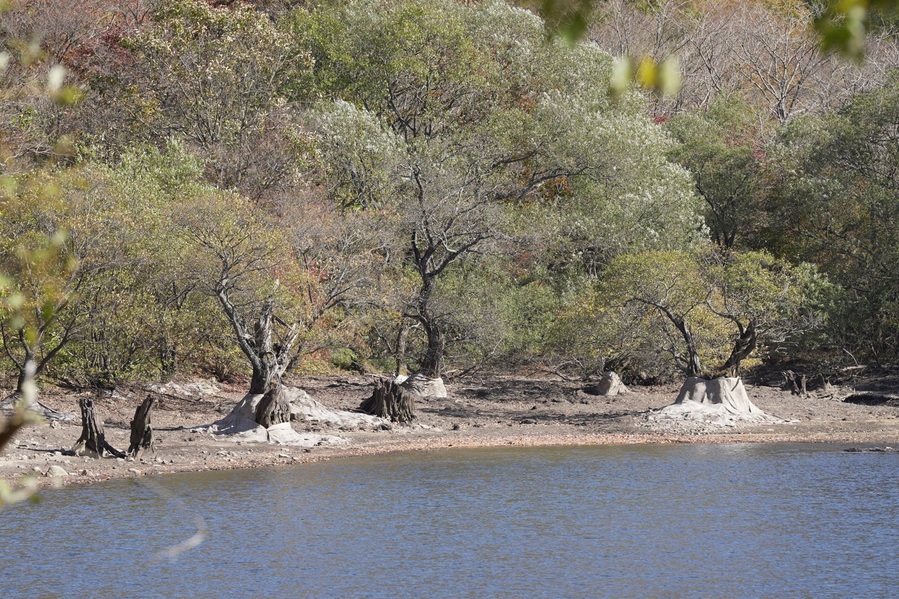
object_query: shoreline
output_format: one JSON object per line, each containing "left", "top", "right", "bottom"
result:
{"left": 3, "top": 374, "right": 899, "bottom": 490}
{"left": 11, "top": 425, "right": 899, "bottom": 491}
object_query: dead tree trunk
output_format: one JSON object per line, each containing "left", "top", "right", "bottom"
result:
{"left": 215, "top": 285, "right": 300, "bottom": 396}
{"left": 783, "top": 370, "right": 808, "bottom": 397}
{"left": 128, "top": 395, "right": 156, "bottom": 457}
{"left": 72, "top": 396, "right": 124, "bottom": 458}
{"left": 360, "top": 378, "right": 416, "bottom": 424}
{"left": 254, "top": 382, "right": 291, "bottom": 428}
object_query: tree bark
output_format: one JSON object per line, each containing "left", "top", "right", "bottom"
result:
{"left": 413, "top": 277, "right": 445, "bottom": 379}
{"left": 720, "top": 321, "right": 757, "bottom": 377}
{"left": 420, "top": 323, "right": 445, "bottom": 379}
{"left": 360, "top": 378, "right": 416, "bottom": 423}
{"left": 674, "top": 318, "right": 703, "bottom": 378}
{"left": 783, "top": 370, "right": 808, "bottom": 397}
{"left": 72, "top": 396, "right": 124, "bottom": 458}
{"left": 394, "top": 323, "right": 410, "bottom": 376}
{"left": 254, "top": 382, "right": 291, "bottom": 428}
{"left": 249, "top": 360, "right": 276, "bottom": 395}
{"left": 128, "top": 395, "right": 156, "bottom": 457}
{"left": 216, "top": 284, "right": 299, "bottom": 396}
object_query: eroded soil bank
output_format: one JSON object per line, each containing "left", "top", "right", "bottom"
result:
{"left": 3, "top": 374, "right": 899, "bottom": 488}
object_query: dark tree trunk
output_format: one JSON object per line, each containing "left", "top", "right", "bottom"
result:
{"left": 128, "top": 395, "right": 156, "bottom": 457}
{"left": 15, "top": 357, "right": 30, "bottom": 395}
{"left": 254, "top": 382, "right": 290, "bottom": 428}
{"left": 360, "top": 378, "right": 416, "bottom": 423}
{"left": 72, "top": 396, "right": 124, "bottom": 458}
{"left": 674, "top": 318, "right": 703, "bottom": 378}
{"left": 394, "top": 323, "right": 410, "bottom": 376}
{"left": 249, "top": 362, "right": 276, "bottom": 395}
{"left": 420, "top": 323, "right": 445, "bottom": 379}
{"left": 414, "top": 277, "right": 445, "bottom": 379}
{"left": 720, "top": 321, "right": 757, "bottom": 377}
{"left": 783, "top": 370, "right": 808, "bottom": 397}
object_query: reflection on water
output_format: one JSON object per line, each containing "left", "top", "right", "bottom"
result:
{"left": 1, "top": 444, "right": 898, "bottom": 598}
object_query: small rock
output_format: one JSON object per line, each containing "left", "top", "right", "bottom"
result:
{"left": 80, "top": 469, "right": 94, "bottom": 476}
{"left": 46, "top": 465, "right": 69, "bottom": 477}
{"left": 128, "top": 468, "right": 141, "bottom": 475}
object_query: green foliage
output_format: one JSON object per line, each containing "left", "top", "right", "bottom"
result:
{"left": 303, "top": 0, "right": 703, "bottom": 376}
{"left": 1, "top": 0, "right": 891, "bottom": 390}
{"left": 120, "top": 0, "right": 313, "bottom": 197}
{"left": 766, "top": 73, "right": 899, "bottom": 358}
{"left": 595, "top": 248, "right": 825, "bottom": 378}
{"left": 666, "top": 97, "right": 768, "bottom": 249}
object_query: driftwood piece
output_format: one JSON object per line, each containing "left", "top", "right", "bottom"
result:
{"left": 360, "top": 378, "right": 416, "bottom": 423}
{"left": 254, "top": 383, "right": 291, "bottom": 428}
{"left": 72, "top": 396, "right": 124, "bottom": 458}
{"left": 128, "top": 394, "right": 156, "bottom": 457}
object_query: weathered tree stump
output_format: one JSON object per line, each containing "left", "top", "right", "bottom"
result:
{"left": 128, "top": 394, "right": 156, "bottom": 457}
{"left": 360, "top": 378, "right": 416, "bottom": 424}
{"left": 254, "top": 383, "right": 291, "bottom": 428}
{"left": 783, "top": 370, "right": 808, "bottom": 397}
{"left": 72, "top": 396, "right": 124, "bottom": 458}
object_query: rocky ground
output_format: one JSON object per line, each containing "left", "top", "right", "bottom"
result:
{"left": 2, "top": 372, "right": 899, "bottom": 489}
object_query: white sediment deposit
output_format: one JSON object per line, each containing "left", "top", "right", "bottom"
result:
{"left": 645, "top": 377, "right": 785, "bottom": 434}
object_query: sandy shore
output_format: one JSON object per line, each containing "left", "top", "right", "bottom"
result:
{"left": 3, "top": 374, "right": 898, "bottom": 489}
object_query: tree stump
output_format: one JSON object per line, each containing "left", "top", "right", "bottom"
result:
{"left": 360, "top": 378, "right": 416, "bottom": 424}
{"left": 783, "top": 370, "right": 808, "bottom": 397}
{"left": 254, "top": 383, "right": 291, "bottom": 428}
{"left": 72, "top": 396, "right": 124, "bottom": 458}
{"left": 128, "top": 394, "right": 156, "bottom": 457}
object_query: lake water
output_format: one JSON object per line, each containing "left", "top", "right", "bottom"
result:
{"left": 2, "top": 443, "right": 898, "bottom": 598}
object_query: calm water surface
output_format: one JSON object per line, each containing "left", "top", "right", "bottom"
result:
{"left": 2, "top": 443, "right": 898, "bottom": 598}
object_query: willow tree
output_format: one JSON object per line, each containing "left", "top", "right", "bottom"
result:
{"left": 600, "top": 248, "right": 826, "bottom": 380}
{"left": 306, "top": 0, "right": 701, "bottom": 378}
{"left": 0, "top": 165, "right": 140, "bottom": 395}
{"left": 174, "top": 192, "right": 301, "bottom": 395}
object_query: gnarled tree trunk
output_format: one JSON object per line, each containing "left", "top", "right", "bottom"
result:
{"left": 254, "top": 382, "right": 291, "bottom": 428}
{"left": 216, "top": 284, "right": 300, "bottom": 396}
{"left": 72, "top": 396, "right": 124, "bottom": 458}
{"left": 783, "top": 370, "right": 808, "bottom": 397}
{"left": 360, "top": 378, "right": 416, "bottom": 423}
{"left": 720, "top": 320, "right": 757, "bottom": 377}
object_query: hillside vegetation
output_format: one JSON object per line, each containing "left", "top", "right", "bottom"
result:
{"left": 1, "top": 0, "right": 898, "bottom": 394}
